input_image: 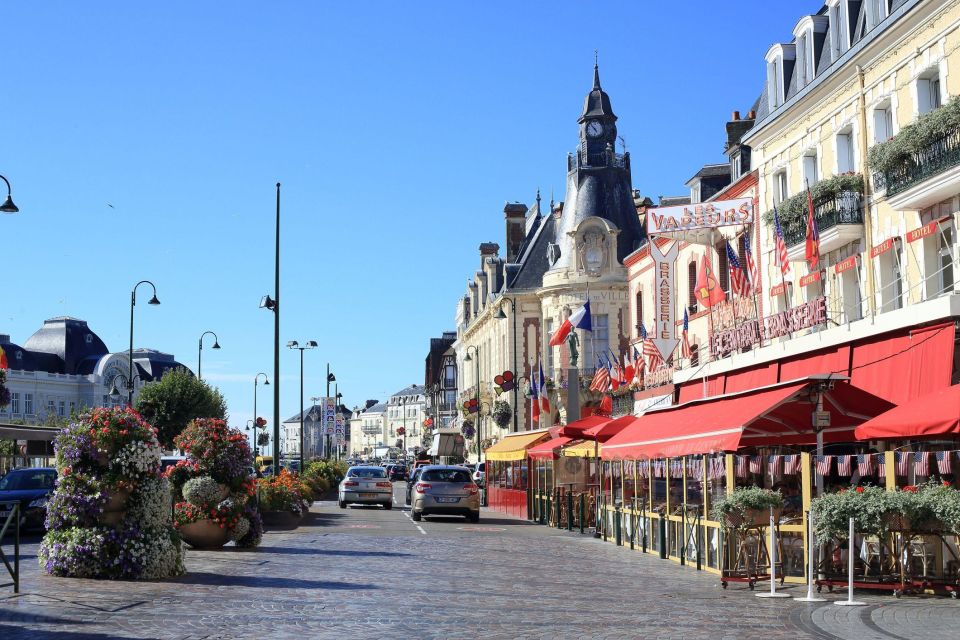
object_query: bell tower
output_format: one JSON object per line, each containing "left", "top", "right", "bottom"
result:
{"left": 577, "top": 64, "right": 619, "bottom": 166}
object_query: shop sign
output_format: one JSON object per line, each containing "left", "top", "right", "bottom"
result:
{"left": 871, "top": 237, "right": 895, "bottom": 258}
{"left": 834, "top": 255, "right": 857, "bottom": 275}
{"left": 907, "top": 217, "right": 949, "bottom": 243}
{"left": 650, "top": 241, "right": 679, "bottom": 359}
{"left": 798, "top": 271, "right": 821, "bottom": 287}
{"left": 635, "top": 393, "right": 672, "bottom": 414}
{"left": 713, "top": 296, "right": 758, "bottom": 331}
{"left": 709, "top": 319, "right": 762, "bottom": 358}
{"left": 763, "top": 296, "right": 827, "bottom": 339}
{"left": 646, "top": 198, "right": 754, "bottom": 236}
{"left": 769, "top": 282, "right": 789, "bottom": 297}
{"left": 643, "top": 366, "right": 675, "bottom": 390}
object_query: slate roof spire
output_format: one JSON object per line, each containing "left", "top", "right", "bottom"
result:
{"left": 580, "top": 61, "right": 616, "bottom": 122}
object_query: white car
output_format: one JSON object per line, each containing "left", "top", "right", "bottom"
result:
{"left": 472, "top": 462, "right": 486, "bottom": 487}
{"left": 338, "top": 466, "right": 393, "bottom": 509}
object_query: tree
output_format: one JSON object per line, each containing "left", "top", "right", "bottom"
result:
{"left": 134, "top": 367, "right": 227, "bottom": 448}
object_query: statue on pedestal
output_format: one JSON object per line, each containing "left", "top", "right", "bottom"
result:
{"left": 567, "top": 331, "right": 580, "bottom": 368}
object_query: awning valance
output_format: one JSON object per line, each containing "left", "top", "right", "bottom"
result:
{"left": 562, "top": 440, "right": 599, "bottom": 458}
{"left": 484, "top": 430, "right": 550, "bottom": 461}
{"left": 527, "top": 436, "right": 575, "bottom": 460}
{"left": 855, "top": 384, "right": 960, "bottom": 441}
{"left": 559, "top": 415, "right": 612, "bottom": 439}
{"left": 602, "top": 377, "right": 893, "bottom": 460}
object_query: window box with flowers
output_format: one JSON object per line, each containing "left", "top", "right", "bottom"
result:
{"left": 711, "top": 487, "right": 784, "bottom": 530}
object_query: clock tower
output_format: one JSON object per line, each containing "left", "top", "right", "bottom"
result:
{"left": 578, "top": 63, "right": 619, "bottom": 165}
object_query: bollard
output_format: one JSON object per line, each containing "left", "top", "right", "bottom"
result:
{"left": 695, "top": 507, "right": 702, "bottom": 571}
{"left": 615, "top": 506, "right": 622, "bottom": 546}
{"left": 835, "top": 517, "right": 867, "bottom": 606}
{"left": 659, "top": 514, "right": 667, "bottom": 559}
{"left": 567, "top": 491, "right": 573, "bottom": 532}
{"left": 641, "top": 500, "right": 647, "bottom": 553}
{"left": 579, "top": 493, "right": 585, "bottom": 535}
{"left": 757, "top": 506, "right": 790, "bottom": 598}
{"left": 680, "top": 507, "right": 686, "bottom": 566}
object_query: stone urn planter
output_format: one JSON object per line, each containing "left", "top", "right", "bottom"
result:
{"left": 261, "top": 510, "right": 302, "bottom": 530}
{"left": 179, "top": 519, "right": 229, "bottom": 549}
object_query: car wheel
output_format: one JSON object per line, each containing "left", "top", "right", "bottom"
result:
{"left": 383, "top": 502, "right": 393, "bottom": 510}
{"left": 412, "top": 511, "right": 422, "bottom": 521}
{"left": 468, "top": 512, "right": 480, "bottom": 523}
{"left": 338, "top": 500, "right": 347, "bottom": 509}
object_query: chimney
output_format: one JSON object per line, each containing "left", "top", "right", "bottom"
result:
{"left": 731, "top": 110, "right": 740, "bottom": 121}
{"left": 503, "top": 202, "right": 528, "bottom": 262}
{"left": 747, "top": 110, "right": 756, "bottom": 120}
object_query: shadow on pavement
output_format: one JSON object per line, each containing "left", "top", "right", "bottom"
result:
{"left": 169, "top": 571, "right": 378, "bottom": 590}
{"left": 263, "top": 547, "right": 411, "bottom": 558}
{"left": 0, "top": 623, "right": 123, "bottom": 640}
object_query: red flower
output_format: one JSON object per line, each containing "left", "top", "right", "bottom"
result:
{"left": 903, "top": 485, "right": 917, "bottom": 493}
{"left": 944, "top": 481, "right": 952, "bottom": 487}
{"left": 855, "top": 486, "right": 864, "bottom": 493}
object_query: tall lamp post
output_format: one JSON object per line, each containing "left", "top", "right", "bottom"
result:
{"left": 325, "top": 365, "right": 336, "bottom": 458}
{"left": 0, "top": 175, "right": 20, "bottom": 213}
{"left": 128, "top": 281, "right": 160, "bottom": 406}
{"left": 260, "top": 182, "right": 281, "bottom": 474}
{"left": 495, "top": 297, "right": 519, "bottom": 432}
{"left": 197, "top": 331, "right": 221, "bottom": 381}
{"left": 287, "top": 340, "right": 317, "bottom": 471}
{"left": 464, "top": 345, "right": 481, "bottom": 463}
{"left": 254, "top": 372, "right": 269, "bottom": 457}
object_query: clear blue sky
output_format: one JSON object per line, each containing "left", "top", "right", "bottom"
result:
{"left": 2, "top": 1, "right": 821, "bottom": 435}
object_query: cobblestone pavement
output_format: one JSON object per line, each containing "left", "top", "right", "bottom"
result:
{"left": 1, "top": 485, "right": 959, "bottom": 639}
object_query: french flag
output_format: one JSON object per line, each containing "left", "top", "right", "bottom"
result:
{"left": 549, "top": 301, "right": 592, "bottom": 346}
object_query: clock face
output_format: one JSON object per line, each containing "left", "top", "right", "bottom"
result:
{"left": 586, "top": 120, "right": 604, "bottom": 138}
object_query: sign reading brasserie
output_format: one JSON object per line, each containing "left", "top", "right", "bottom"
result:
{"left": 646, "top": 198, "right": 755, "bottom": 235}
{"left": 710, "top": 296, "right": 827, "bottom": 358}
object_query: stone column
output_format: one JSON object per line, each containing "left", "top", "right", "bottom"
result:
{"left": 566, "top": 367, "right": 580, "bottom": 423}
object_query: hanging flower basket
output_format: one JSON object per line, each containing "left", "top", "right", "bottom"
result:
{"left": 179, "top": 518, "right": 230, "bottom": 549}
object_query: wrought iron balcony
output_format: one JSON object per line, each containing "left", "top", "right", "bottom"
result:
{"left": 782, "top": 190, "right": 863, "bottom": 248}
{"left": 883, "top": 128, "right": 960, "bottom": 197}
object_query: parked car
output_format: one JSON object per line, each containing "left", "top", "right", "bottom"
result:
{"left": 0, "top": 467, "right": 58, "bottom": 532}
{"left": 338, "top": 466, "right": 393, "bottom": 509}
{"left": 410, "top": 465, "right": 479, "bottom": 522}
{"left": 388, "top": 465, "right": 407, "bottom": 482}
{"left": 472, "top": 462, "right": 486, "bottom": 487}
{"left": 405, "top": 466, "right": 425, "bottom": 506}
{"left": 159, "top": 455, "right": 186, "bottom": 473}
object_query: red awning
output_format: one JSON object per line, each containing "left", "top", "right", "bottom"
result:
{"left": 527, "top": 436, "right": 576, "bottom": 460}
{"left": 855, "top": 384, "right": 960, "bottom": 441}
{"left": 601, "top": 377, "right": 894, "bottom": 460}
{"left": 559, "top": 415, "right": 612, "bottom": 439}
{"left": 582, "top": 414, "right": 637, "bottom": 443}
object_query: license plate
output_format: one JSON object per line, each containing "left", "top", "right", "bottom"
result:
{"left": 360, "top": 493, "right": 378, "bottom": 499}
{"left": 435, "top": 497, "right": 459, "bottom": 503}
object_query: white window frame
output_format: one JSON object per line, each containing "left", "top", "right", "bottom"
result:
{"left": 865, "top": 0, "right": 888, "bottom": 31}
{"left": 792, "top": 18, "right": 816, "bottom": 90}
{"left": 765, "top": 44, "right": 795, "bottom": 111}
{"left": 802, "top": 149, "right": 819, "bottom": 187}
{"left": 773, "top": 169, "right": 789, "bottom": 205}
{"left": 11, "top": 392, "right": 20, "bottom": 415}
{"left": 835, "top": 125, "right": 856, "bottom": 174}
{"left": 872, "top": 99, "right": 895, "bottom": 144}
{"left": 916, "top": 65, "right": 945, "bottom": 116}
{"left": 827, "top": 0, "right": 851, "bottom": 59}
{"left": 24, "top": 393, "right": 34, "bottom": 416}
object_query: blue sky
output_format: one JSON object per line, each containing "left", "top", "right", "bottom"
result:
{"left": 2, "top": 1, "right": 821, "bottom": 437}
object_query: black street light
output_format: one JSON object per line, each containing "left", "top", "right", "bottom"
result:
{"left": 495, "top": 297, "right": 519, "bottom": 432}
{"left": 287, "top": 340, "right": 317, "bottom": 471}
{"left": 197, "top": 331, "right": 221, "bottom": 381}
{"left": 464, "top": 345, "right": 481, "bottom": 464}
{"left": 325, "top": 365, "right": 336, "bottom": 458}
{"left": 260, "top": 183, "right": 282, "bottom": 474}
{"left": 109, "top": 373, "right": 142, "bottom": 400}
{"left": 128, "top": 281, "right": 160, "bottom": 406}
{"left": 254, "top": 372, "right": 269, "bottom": 457}
{"left": 0, "top": 175, "right": 19, "bottom": 213}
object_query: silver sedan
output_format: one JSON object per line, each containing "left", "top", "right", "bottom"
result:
{"left": 411, "top": 465, "right": 480, "bottom": 522}
{"left": 338, "top": 466, "right": 394, "bottom": 509}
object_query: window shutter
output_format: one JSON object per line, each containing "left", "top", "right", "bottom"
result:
{"left": 717, "top": 245, "right": 730, "bottom": 293}
{"left": 688, "top": 262, "right": 698, "bottom": 310}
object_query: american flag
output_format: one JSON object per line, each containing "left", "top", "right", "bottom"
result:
{"left": 914, "top": 451, "right": 930, "bottom": 477}
{"left": 743, "top": 230, "right": 760, "bottom": 290}
{"left": 726, "top": 241, "right": 750, "bottom": 296}
{"left": 681, "top": 309, "right": 693, "bottom": 360}
{"left": 711, "top": 456, "right": 725, "bottom": 480}
{"left": 784, "top": 454, "right": 801, "bottom": 475}
{"left": 937, "top": 451, "right": 953, "bottom": 475}
{"left": 877, "top": 454, "right": 886, "bottom": 479}
{"left": 735, "top": 456, "right": 748, "bottom": 478}
{"left": 773, "top": 205, "right": 791, "bottom": 278}
{"left": 857, "top": 454, "right": 874, "bottom": 476}
{"left": 632, "top": 346, "right": 644, "bottom": 383}
{"left": 589, "top": 357, "right": 610, "bottom": 392}
{"left": 655, "top": 460, "right": 664, "bottom": 478}
{"left": 640, "top": 323, "right": 664, "bottom": 371}
{"left": 815, "top": 455, "right": 833, "bottom": 476}
{"left": 768, "top": 455, "right": 782, "bottom": 479}
{"left": 749, "top": 455, "right": 762, "bottom": 474}
{"left": 895, "top": 452, "right": 910, "bottom": 477}
{"left": 671, "top": 459, "right": 683, "bottom": 477}
{"left": 837, "top": 455, "right": 852, "bottom": 476}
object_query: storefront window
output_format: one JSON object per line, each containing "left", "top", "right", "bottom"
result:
{"left": 667, "top": 458, "right": 684, "bottom": 514}
{"left": 623, "top": 460, "right": 636, "bottom": 506}
{"left": 685, "top": 456, "right": 704, "bottom": 512}
{"left": 612, "top": 460, "right": 622, "bottom": 504}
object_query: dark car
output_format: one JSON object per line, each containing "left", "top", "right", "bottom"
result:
{"left": 389, "top": 465, "right": 407, "bottom": 482}
{"left": 0, "top": 467, "right": 58, "bottom": 532}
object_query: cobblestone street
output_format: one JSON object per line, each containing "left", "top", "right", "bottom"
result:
{"left": 0, "top": 486, "right": 958, "bottom": 639}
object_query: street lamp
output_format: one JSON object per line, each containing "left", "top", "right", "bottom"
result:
{"left": 325, "top": 365, "right": 336, "bottom": 458}
{"left": 197, "top": 331, "right": 221, "bottom": 381}
{"left": 464, "top": 345, "right": 481, "bottom": 463}
{"left": 0, "top": 175, "right": 19, "bottom": 213}
{"left": 109, "top": 373, "right": 142, "bottom": 400}
{"left": 260, "top": 182, "right": 282, "bottom": 474}
{"left": 495, "top": 297, "right": 519, "bottom": 432}
{"left": 254, "top": 372, "right": 269, "bottom": 457}
{"left": 287, "top": 340, "right": 317, "bottom": 471}
{"left": 128, "top": 281, "right": 160, "bottom": 406}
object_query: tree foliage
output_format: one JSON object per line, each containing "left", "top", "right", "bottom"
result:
{"left": 134, "top": 367, "right": 227, "bottom": 448}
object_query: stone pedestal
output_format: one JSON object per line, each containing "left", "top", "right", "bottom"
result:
{"left": 566, "top": 368, "right": 580, "bottom": 423}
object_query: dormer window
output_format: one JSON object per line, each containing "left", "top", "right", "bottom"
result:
{"left": 793, "top": 23, "right": 813, "bottom": 89}
{"left": 827, "top": 0, "right": 851, "bottom": 60}
{"left": 865, "top": 0, "right": 889, "bottom": 30}
{"left": 765, "top": 44, "right": 795, "bottom": 111}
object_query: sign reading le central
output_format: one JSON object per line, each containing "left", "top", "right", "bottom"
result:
{"left": 710, "top": 296, "right": 827, "bottom": 358}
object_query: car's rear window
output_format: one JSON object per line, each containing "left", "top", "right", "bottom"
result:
{"left": 347, "top": 468, "right": 387, "bottom": 478}
{"left": 421, "top": 469, "right": 471, "bottom": 483}
{"left": 0, "top": 470, "right": 56, "bottom": 491}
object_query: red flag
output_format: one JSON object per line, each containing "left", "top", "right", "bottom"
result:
{"left": 0, "top": 345, "right": 7, "bottom": 370}
{"left": 694, "top": 253, "right": 725, "bottom": 308}
{"left": 805, "top": 185, "right": 820, "bottom": 271}
{"left": 599, "top": 395, "right": 613, "bottom": 415}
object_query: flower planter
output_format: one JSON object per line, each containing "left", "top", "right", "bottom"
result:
{"left": 261, "top": 510, "right": 302, "bottom": 529}
{"left": 882, "top": 511, "right": 912, "bottom": 532}
{"left": 179, "top": 518, "right": 230, "bottom": 549}
{"left": 103, "top": 487, "right": 132, "bottom": 513}
{"left": 724, "top": 507, "right": 783, "bottom": 529}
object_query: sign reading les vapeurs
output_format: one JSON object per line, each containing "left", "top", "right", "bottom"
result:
{"left": 646, "top": 198, "right": 754, "bottom": 235}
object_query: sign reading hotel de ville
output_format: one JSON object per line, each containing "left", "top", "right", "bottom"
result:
{"left": 649, "top": 241, "right": 679, "bottom": 360}
{"left": 646, "top": 198, "right": 755, "bottom": 241}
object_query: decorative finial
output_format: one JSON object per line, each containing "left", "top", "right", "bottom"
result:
{"left": 536, "top": 188, "right": 541, "bottom": 209}
{"left": 593, "top": 53, "right": 601, "bottom": 90}
{"left": 550, "top": 187, "right": 555, "bottom": 211}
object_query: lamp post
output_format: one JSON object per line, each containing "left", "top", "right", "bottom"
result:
{"left": 464, "top": 345, "right": 481, "bottom": 463}
{"left": 109, "top": 373, "right": 142, "bottom": 403}
{"left": 197, "top": 331, "right": 221, "bottom": 381}
{"left": 495, "top": 297, "right": 519, "bottom": 432}
{"left": 254, "top": 372, "right": 269, "bottom": 457}
{"left": 287, "top": 340, "right": 317, "bottom": 471}
{"left": 128, "top": 281, "right": 160, "bottom": 406}
{"left": 259, "top": 183, "right": 281, "bottom": 474}
{"left": 325, "top": 365, "right": 336, "bottom": 458}
{"left": 0, "top": 175, "right": 20, "bottom": 213}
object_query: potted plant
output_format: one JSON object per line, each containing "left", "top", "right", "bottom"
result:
{"left": 258, "top": 469, "right": 305, "bottom": 529}
{"left": 711, "top": 487, "right": 784, "bottom": 529}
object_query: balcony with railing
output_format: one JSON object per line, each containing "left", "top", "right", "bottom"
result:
{"left": 567, "top": 149, "right": 629, "bottom": 172}
{"left": 877, "top": 127, "right": 960, "bottom": 209}
{"left": 782, "top": 190, "right": 864, "bottom": 259}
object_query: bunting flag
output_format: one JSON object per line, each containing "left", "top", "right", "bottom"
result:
{"left": 749, "top": 455, "right": 762, "bottom": 475}
{"left": 640, "top": 323, "right": 664, "bottom": 371}
{"left": 773, "top": 205, "right": 791, "bottom": 278}
{"left": 815, "top": 455, "right": 833, "bottom": 477}
{"left": 638, "top": 460, "right": 648, "bottom": 479}
{"left": 743, "top": 230, "right": 760, "bottom": 289}
{"left": 857, "top": 453, "right": 874, "bottom": 476}
{"left": 877, "top": 454, "right": 886, "bottom": 479}
{"left": 681, "top": 309, "right": 693, "bottom": 361}
{"left": 837, "top": 455, "right": 852, "bottom": 477}
{"left": 709, "top": 456, "right": 723, "bottom": 480}
{"left": 735, "top": 456, "right": 748, "bottom": 479}
{"left": 805, "top": 182, "right": 820, "bottom": 271}
{"left": 655, "top": 460, "right": 665, "bottom": 478}
{"left": 896, "top": 452, "right": 910, "bottom": 477}
{"left": 726, "top": 241, "right": 750, "bottom": 296}
{"left": 589, "top": 357, "right": 610, "bottom": 392}
{"left": 783, "top": 454, "right": 801, "bottom": 475}
{"left": 768, "top": 455, "right": 782, "bottom": 479}
{"left": 914, "top": 451, "right": 930, "bottom": 477}
{"left": 538, "top": 361, "right": 550, "bottom": 415}
{"left": 936, "top": 451, "right": 953, "bottom": 475}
